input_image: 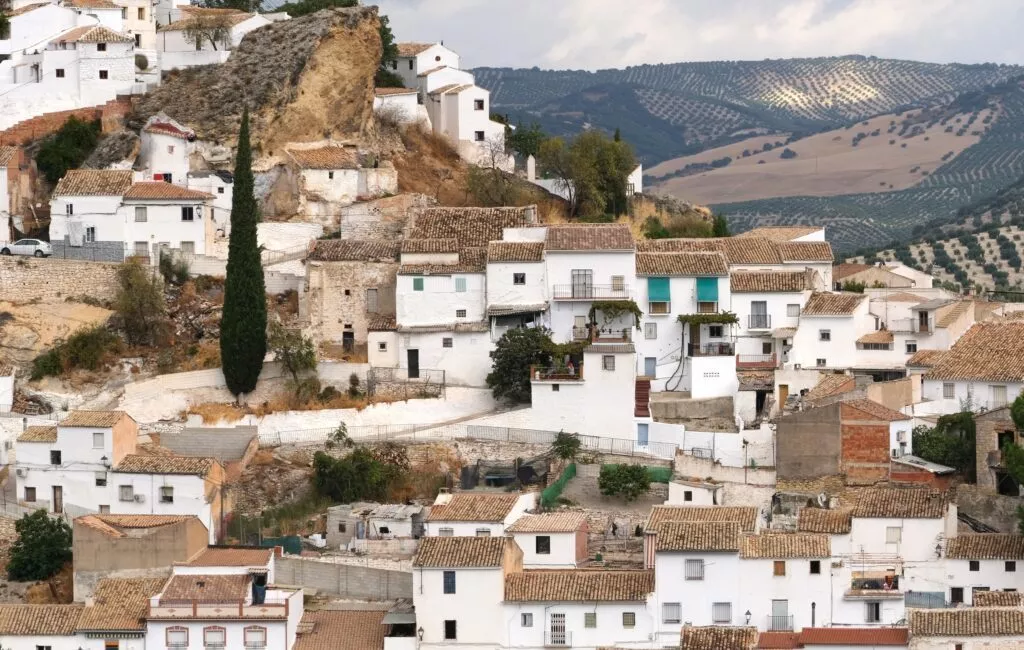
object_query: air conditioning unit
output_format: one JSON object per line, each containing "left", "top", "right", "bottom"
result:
{"left": 134, "top": 494, "right": 145, "bottom": 503}
{"left": 15, "top": 468, "right": 24, "bottom": 477}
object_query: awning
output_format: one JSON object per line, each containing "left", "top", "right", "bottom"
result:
{"left": 647, "top": 277, "right": 670, "bottom": 302}
{"left": 487, "top": 303, "right": 548, "bottom": 317}
{"left": 696, "top": 277, "right": 718, "bottom": 302}
{"left": 382, "top": 612, "right": 417, "bottom": 625}
{"left": 772, "top": 327, "right": 797, "bottom": 339}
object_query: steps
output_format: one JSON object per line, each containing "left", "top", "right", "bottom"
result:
{"left": 634, "top": 379, "right": 651, "bottom": 417}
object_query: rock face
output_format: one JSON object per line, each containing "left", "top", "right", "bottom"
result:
{"left": 133, "top": 6, "right": 381, "bottom": 156}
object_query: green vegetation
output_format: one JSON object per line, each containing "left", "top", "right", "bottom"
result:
{"left": 537, "top": 129, "right": 637, "bottom": 218}
{"left": 598, "top": 464, "right": 650, "bottom": 502}
{"left": 36, "top": 117, "right": 101, "bottom": 185}
{"left": 486, "top": 327, "right": 555, "bottom": 403}
{"left": 31, "top": 326, "right": 122, "bottom": 380}
{"left": 506, "top": 122, "right": 547, "bottom": 159}
{"left": 677, "top": 312, "right": 739, "bottom": 325}
{"left": 312, "top": 442, "right": 412, "bottom": 503}
{"left": 643, "top": 213, "right": 713, "bottom": 239}
{"left": 541, "top": 463, "right": 576, "bottom": 508}
{"left": 115, "top": 259, "right": 169, "bottom": 347}
{"left": 551, "top": 432, "right": 582, "bottom": 461}
{"left": 912, "top": 411, "right": 977, "bottom": 481}
{"left": 7, "top": 511, "right": 73, "bottom": 581}
{"left": 220, "top": 108, "right": 267, "bottom": 396}
{"left": 268, "top": 321, "right": 318, "bottom": 399}
{"left": 158, "top": 252, "right": 190, "bottom": 286}
{"left": 711, "top": 214, "right": 730, "bottom": 237}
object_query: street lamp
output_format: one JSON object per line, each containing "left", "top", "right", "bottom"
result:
{"left": 417, "top": 626, "right": 424, "bottom": 641}
{"left": 744, "top": 610, "right": 751, "bottom": 625}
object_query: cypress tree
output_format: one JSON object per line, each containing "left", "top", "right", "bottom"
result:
{"left": 220, "top": 107, "right": 267, "bottom": 396}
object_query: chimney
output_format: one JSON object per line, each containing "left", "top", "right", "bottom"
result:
{"left": 524, "top": 205, "right": 537, "bottom": 224}
{"left": 526, "top": 154, "right": 536, "bottom": 182}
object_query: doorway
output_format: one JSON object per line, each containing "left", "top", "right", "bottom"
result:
{"left": 407, "top": 349, "right": 420, "bottom": 379}
{"left": 644, "top": 357, "right": 657, "bottom": 378}
{"left": 548, "top": 612, "right": 566, "bottom": 646}
{"left": 771, "top": 599, "right": 789, "bottom": 631}
{"left": 637, "top": 423, "right": 649, "bottom": 447}
{"left": 342, "top": 331, "right": 354, "bottom": 353}
{"left": 779, "top": 384, "right": 789, "bottom": 407}
{"left": 52, "top": 486, "right": 63, "bottom": 514}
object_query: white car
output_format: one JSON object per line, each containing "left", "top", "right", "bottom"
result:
{"left": 0, "top": 239, "right": 52, "bottom": 257}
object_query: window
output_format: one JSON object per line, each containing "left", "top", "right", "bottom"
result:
{"left": 217, "top": 187, "right": 224, "bottom": 194}
{"left": 865, "top": 601, "right": 881, "bottom": 623}
{"left": 443, "top": 620, "right": 457, "bottom": 640}
{"left": 602, "top": 355, "right": 615, "bottom": 371}
{"left": 787, "top": 303, "right": 800, "bottom": 317}
{"left": 885, "top": 527, "right": 902, "bottom": 544}
{"left": 645, "top": 323, "right": 657, "bottom": 339}
{"left": 92, "top": 432, "right": 104, "bottom": 448}
{"left": 203, "top": 626, "right": 225, "bottom": 648}
{"left": 180, "top": 241, "right": 194, "bottom": 255}
{"left": 443, "top": 570, "right": 456, "bottom": 594}
{"left": 816, "top": 358, "right": 827, "bottom": 368}
{"left": 438, "top": 527, "right": 454, "bottom": 537}
{"left": 378, "top": 342, "right": 387, "bottom": 352}
{"left": 943, "top": 383, "right": 955, "bottom": 399}
{"left": 649, "top": 301, "right": 670, "bottom": 314}
{"left": 697, "top": 301, "right": 717, "bottom": 313}
{"left": 168, "top": 145, "right": 175, "bottom": 154}
{"left": 95, "top": 470, "right": 108, "bottom": 486}
{"left": 413, "top": 277, "right": 424, "bottom": 291}
{"left": 456, "top": 309, "right": 467, "bottom": 318}
{"left": 552, "top": 384, "right": 559, "bottom": 392}
{"left": 513, "top": 272, "right": 526, "bottom": 285}
{"left": 474, "top": 131, "right": 485, "bottom": 142}
{"left": 243, "top": 626, "right": 267, "bottom": 648}
{"left": 474, "top": 99, "right": 485, "bottom": 110}
{"left": 181, "top": 207, "right": 194, "bottom": 221}
{"left": 584, "top": 612, "right": 597, "bottom": 628}
{"left": 66, "top": 203, "right": 74, "bottom": 215}
{"left": 99, "top": 505, "right": 110, "bottom": 513}
{"left": 708, "top": 325, "right": 723, "bottom": 338}
{"left": 138, "top": 7, "right": 145, "bottom": 18}
{"left": 106, "top": 641, "right": 119, "bottom": 650}
{"left": 119, "top": 485, "right": 134, "bottom": 501}
{"left": 160, "top": 486, "right": 174, "bottom": 503}
{"left": 50, "top": 450, "right": 61, "bottom": 466}
{"left": 134, "top": 33, "right": 141, "bottom": 47}
{"left": 819, "top": 329, "right": 831, "bottom": 341}
{"left": 97, "top": 42, "right": 106, "bottom": 51}
{"left": 166, "top": 627, "right": 188, "bottom": 647}
{"left": 970, "top": 560, "right": 980, "bottom": 572}
{"left": 475, "top": 528, "right": 490, "bottom": 536}
{"left": 810, "top": 560, "right": 821, "bottom": 574}
{"left": 24, "top": 487, "right": 35, "bottom": 502}
{"left": 134, "top": 206, "right": 147, "bottom": 222}
{"left": 328, "top": 171, "right": 334, "bottom": 180}
{"left": 1008, "top": 561, "right": 1017, "bottom": 572}
{"left": 773, "top": 560, "right": 786, "bottom": 576}
{"left": 662, "top": 602, "right": 681, "bottom": 624}
{"left": 443, "top": 337, "right": 453, "bottom": 348}
{"left": 55, "top": 68, "right": 65, "bottom": 78}
{"left": 685, "top": 558, "right": 704, "bottom": 580}
{"left": 521, "top": 613, "right": 533, "bottom": 627}
{"left": 85, "top": 227, "right": 96, "bottom": 243}
{"left": 860, "top": 342, "right": 892, "bottom": 351}
{"left": 712, "top": 602, "right": 732, "bottom": 624}
{"left": 536, "top": 536, "right": 551, "bottom": 555}
{"left": 99, "top": 70, "right": 108, "bottom": 79}
{"left": 408, "top": 60, "right": 413, "bottom": 70}
{"left": 951, "top": 587, "right": 964, "bottom": 604}
{"left": 622, "top": 612, "right": 635, "bottom": 628}
{"left": 684, "top": 490, "right": 693, "bottom": 502}
{"left": 338, "top": 522, "right": 346, "bottom": 533}
{"left": 906, "top": 341, "right": 918, "bottom": 354}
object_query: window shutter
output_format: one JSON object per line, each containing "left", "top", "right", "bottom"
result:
{"left": 696, "top": 277, "right": 719, "bottom": 302}
{"left": 647, "top": 277, "right": 670, "bottom": 302}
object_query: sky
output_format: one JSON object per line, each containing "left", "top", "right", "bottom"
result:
{"left": 374, "top": 0, "right": 1024, "bottom": 70}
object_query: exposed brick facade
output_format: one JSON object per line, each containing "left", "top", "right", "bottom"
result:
{"left": 839, "top": 403, "right": 892, "bottom": 485}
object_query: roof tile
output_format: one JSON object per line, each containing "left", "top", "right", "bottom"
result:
{"left": 0, "top": 604, "right": 83, "bottom": 635}
{"left": 396, "top": 42, "right": 434, "bottom": 57}
{"left": 731, "top": 270, "right": 813, "bottom": 292}
{"left": 851, "top": 488, "right": 946, "bottom": 519}
{"left": 426, "top": 493, "right": 520, "bottom": 522}
{"left": 973, "top": 590, "right": 1024, "bottom": 607}
{"left": 488, "top": 241, "right": 544, "bottom": 263}
{"left": 909, "top": 607, "right": 1024, "bottom": 637}
{"left": 307, "top": 240, "right": 399, "bottom": 262}
{"left": 735, "top": 226, "right": 822, "bottom": 241}
{"left": 801, "top": 292, "right": 865, "bottom": 316}
{"left": 77, "top": 577, "right": 165, "bottom": 632}
{"left": 59, "top": 410, "right": 128, "bottom": 427}
{"left": 294, "top": 610, "right": 386, "bottom": 650}
{"left": 681, "top": 625, "right": 758, "bottom": 650}
{"left": 402, "top": 238, "right": 459, "bottom": 254}
{"left": 413, "top": 536, "right": 507, "bottom": 568}
{"left": 738, "top": 533, "right": 830, "bottom": 559}
{"left": 53, "top": 170, "right": 133, "bottom": 197}
{"left": 0, "top": 147, "right": 19, "bottom": 166}
{"left": 160, "top": 574, "right": 250, "bottom": 602}
{"left": 797, "top": 508, "right": 852, "bottom": 534}
{"left": 504, "top": 570, "right": 653, "bottom": 602}
{"left": 635, "top": 252, "right": 728, "bottom": 276}
{"left": 507, "top": 512, "right": 587, "bottom": 533}
{"left": 856, "top": 330, "right": 893, "bottom": 344}
{"left": 906, "top": 349, "right": 946, "bottom": 367}
{"left": 545, "top": 224, "right": 634, "bottom": 251}
{"left": 804, "top": 374, "right": 855, "bottom": 401}
{"left": 186, "top": 546, "right": 273, "bottom": 567}
{"left": 777, "top": 241, "right": 833, "bottom": 262}
{"left": 798, "top": 627, "right": 908, "bottom": 645}
{"left": 924, "top": 322, "right": 1024, "bottom": 382}
{"left": 654, "top": 522, "right": 741, "bottom": 552}
{"left": 842, "top": 399, "right": 910, "bottom": 422}
{"left": 287, "top": 146, "right": 358, "bottom": 170}
{"left": 645, "top": 505, "right": 759, "bottom": 532}
{"left": 946, "top": 534, "right": 1024, "bottom": 560}
{"left": 124, "top": 182, "right": 213, "bottom": 201}
{"left": 17, "top": 425, "right": 57, "bottom": 442}
{"left": 115, "top": 454, "right": 217, "bottom": 476}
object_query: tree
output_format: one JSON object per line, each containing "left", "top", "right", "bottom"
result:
{"left": 267, "top": 321, "right": 317, "bottom": 395}
{"left": 486, "top": 327, "right": 555, "bottom": 403}
{"left": 7, "top": 511, "right": 72, "bottom": 581}
{"left": 467, "top": 135, "right": 519, "bottom": 206}
{"left": 181, "top": 13, "right": 233, "bottom": 51}
{"left": 36, "top": 116, "right": 101, "bottom": 184}
{"left": 506, "top": 122, "right": 546, "bottom": 159}
{"left": 841, "top": 280, "right": 867, "bottom": 293}
{"left": 313, "top": 448, "right": 397, "bottom": 503}
{"left": 1011, "top": 393, "right": 1024, "bottom": 431}
{"left": 220, "top": 108, "right": 267, "bottom": 396}
{"left": 912, "top": 411, "right": 977, "bottom": 481}
{"left": 201, "top": 0, "right": 262, "bottom": 13}
{"left": 598, "top": 464, "right": 650, "bottom": 502}
{"left": 711, "top": 214, "right": 730, "bottom": 237}
{"left": 114, "top": 258, "right": 169, "bottom": 346}
{"left": 537, "top": 130, "right": 636, "bottom": 219}
{"left": 551, "top": 431, "right": 582, "bottom": 460}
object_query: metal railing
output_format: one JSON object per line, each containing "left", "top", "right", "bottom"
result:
{"left": 572, "top": 326, "right": 590, "bottom": 340}
{"left": 592, "top": 326, "right": 631, "bottom": 342}
{"left": 767, "top": 615, "right": 794, "bottom": 631}
{"left": 736, "top": 353, "right": 778, "bottom": 370}
{"left": 687, "top": 342, "right": 735, "bottom": 357}
{"left": 552, "top": 284, "right": 630, "bottom": 300}
{"left": 531, "top": 365, "right": 584, "bottom": 381}
{"left": 747, "top": 314, "right": 771, "bottom": 329}
{"left": 887, "top": 318, "right": 934, "bottom": 334}
{"left": 545, "top": 631, "right": 572, "bottom": 647}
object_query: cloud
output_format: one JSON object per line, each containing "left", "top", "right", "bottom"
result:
{"left": 374, "top": 0, "right": 1024, "bottom": 69}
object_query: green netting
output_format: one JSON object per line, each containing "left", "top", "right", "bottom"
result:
{"left": 541, "top": 463, "right": 577, "bottom": 507}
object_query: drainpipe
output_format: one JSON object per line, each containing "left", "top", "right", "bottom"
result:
{"left": 811, "top": 601, "right": 815, "bottom": 628}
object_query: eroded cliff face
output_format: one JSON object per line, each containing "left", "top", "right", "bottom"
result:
{"left": 132, "top": 6, "right": 380, "bottom": 156}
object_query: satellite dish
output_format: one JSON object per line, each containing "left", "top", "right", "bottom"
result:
{"left": 817, "top": 493, "right": 828, "bottom": 508}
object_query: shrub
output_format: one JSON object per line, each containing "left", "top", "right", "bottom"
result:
{"left": 598, "top": 464, "right": 650, "bottom": 502}
{"left": 541, "top": 463, "right": 576, "bottom": 508}
{"left": 135, "top": 53, "right": 149, "bottom": 70}
{"left": 114, "top": 259, "right": 169, "bottom": 346}
{"left": 36, "top": 116, "right": 101, "bottom": 184}
{"left": 158, "top": 253, "right": 190, "bottom": 286}
{"left": 7, "top": 511, "right": 73, "bottom": 581}
{"left": 31, "top": 326, "right": 121, "bottom": 379}
{"left": 551, "top": 431, "right": 582, "bottom": 460}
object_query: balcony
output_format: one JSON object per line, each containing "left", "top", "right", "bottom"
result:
{"left": 845, "top": 574, "right": 902, "bottom": 599}
{"left": 148, "top": 599, "right": 290, "bottom": 619}
{"left": 572, "top": 324, "right": 631, "bottom": 343}
{"left": 747, "top": 314, "right": 772, "bottom": 330}
{"left": 766, "top": 615, "right": 794, "bottom": 631}
{"left": 736, "top": 353, "right": 778, "bottom": 370}
{"left": 553, "top": 284, "right": 630, "bottom": 301}
{"left": 531, "top": 365, "right": 583, "bottom": 382}
{"left": 887, "top": 318, "right": 933, "bottom": 334}
{"left": 688, "top": 342, "right": 735, "bottom": 357}
{"left": 545, "top": 631, "right": 573, "bottom": 647}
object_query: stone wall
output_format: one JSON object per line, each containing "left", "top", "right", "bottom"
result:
{"left": 304, "top": 259, "right": 398, "bottom": 344}
{"left": 275, "top": 556, "right": 411, "bottom": 599}
{"left": 956, "top": 484, "right": 1023, "bottom": 533}
{"left": 0, "top": 256, "right": 121, "bottom": 302}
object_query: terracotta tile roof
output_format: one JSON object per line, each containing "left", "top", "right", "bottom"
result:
{"left": 59, "top": 410, "right": 127, "bottom": 427}
{"left": 804, "top": 374, "right": 855, "bottom": 401}
{"left": 731, "top": 270, "right": 812, "bottom": 292}
{"left": 797, "top": 508, "right": 852, "bottom": 534}
{"left": 778, "top": 241, "right": 833, "bottom": 262}
{"left": 973, "top": 590, "right": 1024, "bottom": 607}
{"left": 883, "top": 291, "right": 927, "bottom": 302}
{"left": 738, "top": 533, "right": 830, "bottom": 558}
{"left": 77, "top": 577, "right": 165, "bottom": 632}
{"left": 186, "top": 546, "right": 273, "bottom": 567}
{"left": 410, "top": 206, "right": 534, "bottom": 251}
{"left": 488, "top": 241, "right": 544, "bottom": 263}
{"left": 0, "top": 147, "right": 18, "bottom": 166}
{"left": 637, "top": 238, "right": 725, "bottom": 254}
{"left": 635, "top": 252, "right": 728, "bottom": 276}
{"left": 802, "top": 292, "right": 865, "bottom": 316}
{"left": 736, "top": 226, "right": 822, "bottom": 241}
{"left": 0, "top": 604, "right": 84, "bottom": 635}
{"left": 413, "top": 536, "right": 507, "bottom": 568}
{"left": 76, "top": 514, "right": 196, "bottom": 537}
{"left": 17, "top": 425, "right": 57, "bottom": 442}
{"left": 936, "top": 300, "right": 973, "bottom": 328}
{"left": 124, "top": 182, "right": 213, "bottom": 201}
{"left": 56, "top": 24, "right": 134, "bottom": 43}
{"left": 907, "top": 349, "right": 946, "bottom": 367}
{"left": 65, "top": 0, "right": 120, "bottom": 10}
{"left": 856, "top": 329, "right": 894, "bottom": 344}
{"left": 294, "top": 610, "right": 386, "bottom": 650}
{"left": 179, "top": 6, "right": 246, "bottom": 15}
{"left": 758, "top": 631, "right": 802, "bottom": 649}
{"left": 738, "top": 370, "right": 775, "bottom": 391}
{"left": 402, "top": 238, "right": 459, "bottom": 254}
{"left": 7, "top": 2, "right": 48, "bottom": 17}
{"left": 654, "top": 521, "right": 741, "bottom": 552}
{"left": 418, "top": 65, "right": 449, "bottom": 78}
{"left": 307, "top": 240, "right": 399, "bottom": 262}
{"left": 53, "top": 170, "right": 133, "bottom": 197}
{"left": 367, "top": 313, "right": 397, "bottom": 332}
{"left": 487, "top": 303, "right": 548, "bottom": 316}
{"left": 374, "top": 87, "right": 417, "bottom": 96}
{"left": 506, "top": 512, "right": 586, "bottom": 533}
{"left": 545, "top": 224, "right": 634, "bottom": 251}
{"left": 504, "top": 570, "right": 653, "bottom": 602}
{"left": 397, "top": 321, "right": 490, "bottom": 333}
{"left": 398, "top": 261, "right": 486, "bottom": 274}
{"left": 158, "top": 11, "right": 253, "bottom": 31}
{"left": 851, "top": 487, "right": 946, "bottom": 519}
{"left": 833, "top": 262, "right": 871, "bottom": 280}
{"left": 946, "top": 534, "right": 1024, "bottom": 560}
{"left": 646, "top": 505, "right": 759, "bottom": 532}
{"left": 924, "top": 322, "right": 1024, "bottom": 382}
{"left": 115, "top": 454, "right": 217, "bottom": 476}
{"left": 428, "top": 82, "right": 461, "bottom": 96}
{"left": 842, "top": 399, "right": 910, "bottom": 422}
{"left": 287, "top": 146, "right": 358, "bottom": 170}
{"left": 396, "top": 42, "right": 434, "bottom": 57}
{"left": 143, "top": 121, "right": 194, "bottom": 140}
{"left": 909, "top": 607, "right": 1024, "bottom": 637}
{"left": 160, "top": 574, "right": 250, "bottom": 602}
{"left": 798, "top": 627, "right": 908, "bottom": 645}
{"left": 427, "top": 493, "right": 519, "bottom": 522}
{"left": 681, "top": 625, "right": 758, "bottom": 650}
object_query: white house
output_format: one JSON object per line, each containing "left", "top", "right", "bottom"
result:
{"left": 49, "top": 168, "right": 134, "bottom": 259}
{"left": 736, "top": 226, "right": 827, "bottom": 243}
{"left": 44, "top": 24, "right": 136, "bottom": 107}
{"left": 423, "top": 492, "right": 535, "bottom": 537}
{"left": 506, "top": 512, "right": 588, "bottom": 569}
{"left": 730, "top": 269, "right": 818, "bottom": 366}
{"left": 789, "top": 292, "right": 870, "bottom": 372}
{"left": 373, "top": 86, "right": 422, "bottom": 125}
{"left": 121, "top": 181, "right": 215, "bottom": 259}
{"left": 424, "top": 81, "right": 508, "bottom": 168}
{"left": 486, "top": 240, "right": 548, "bottom": 342}
{"left": 157, "top": 8, "right": 271, "bottom": 70}
{"left": 908, "top": 607, "right": 1024, "bottom": 650}
{"left": 394, "top": 42, "right": 461, "bottom": 90}
{"left": 736, "top": 533, "right": 833, "bottom": 632}
{"left": 138, "top": 117, "right": 194, "bottom": 184}
{"left": 0, "top": 363, "right": 13, "bottom": 413}
{"left": 286, "top": 144, "right": 398, "bottom": 220}
{"left": 797, "top": 507, "right": 853, "bottom": 557}
{"left": 943, "top": 534, "right": 1024, "bottom": 605}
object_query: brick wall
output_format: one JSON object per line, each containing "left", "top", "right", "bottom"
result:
{"left": 840, "top": 403, "right": 894, "bottom": 485}
{"left": 0, "top": 256, "right": 121, "bottom": 302}
{"left": 0, "top": 97, "right": 130, "bottom": 146}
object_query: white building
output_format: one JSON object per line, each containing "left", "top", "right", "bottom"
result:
{"left": 944, "top": 534, "right": 1024, "bottom": 605}
{"left": 286, "top": 144, "right": 398, "bottom": 220}
{"left": 0, "top": 363, "right": 13, "bottom": 413}
{"left": 506, "top": 512, "right": 588, "bottom": 569}
{"left": 736, "top": 533, "right": 833, "bottom": 632}
{"left": 393, "top": 42, "right": 461, "bottom": 90}
{"left": 423, "top": 492, "right": 535, "bottom": 537}
{"left": 373, "top": 86, "right": 424, "bottom": 125}
{"left": 157, "top": 8, "right": 271, "bottom": 71}
{"left": 730, "top": 269, "right": 819, "bottom": 366}
{"left": 486, "top": 240, "right": 548, "bottom": 343}
{"left": 789, "top": 292, "right": 870, "bottom": 372}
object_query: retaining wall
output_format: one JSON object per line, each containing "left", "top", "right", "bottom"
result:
{"left": 0, "top": 256, "right": 121, "bottom": 302}
{"left": 275, "top": 556, "right": 412, "bottom": 599}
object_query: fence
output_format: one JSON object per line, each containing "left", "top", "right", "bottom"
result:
{"left": 541, "top": 463, "right": 576, "bottom": 508}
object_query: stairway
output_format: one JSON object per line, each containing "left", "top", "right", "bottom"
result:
{"left": 634, "top": 379, "right": 651, "bottom": 417}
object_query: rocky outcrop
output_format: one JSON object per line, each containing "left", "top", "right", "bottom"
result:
{"left": 132, "top": 6, "right": 381, "bottom": 157}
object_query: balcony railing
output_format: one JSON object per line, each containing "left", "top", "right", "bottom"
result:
{"left": 545, "top": 631, "right": 572, "bottom": 647}
{"left": 148, "top": 599, "right": 290, "bottom": 619}
{"left": 736, "top": 353, "right": 778, "bottom": 370}
{"left": 767, "top": 615, "right": 794, "bottom": 631}
{"left": 592, "top": 326, "right": 631, "bottom": 343}
{"left": 887, "top": 318, "right": 934, "bottom": 334}
{"left": 748, "top": 314, "right": 772, "bottom": 330}
{"left": 572, "top": 326, "right": 590, "bottom": 340}
{"left": 688, "top": 342, "right": 735, "bottom": 357}
{"left": 553, "top": 284, "right": 630, "bottom": 300}
{"left": 531, "top": 365, "right": 583, "bottom": 382}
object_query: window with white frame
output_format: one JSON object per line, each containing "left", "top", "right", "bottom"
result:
{"left": 243, "top": 626, "right": 267, "bottom": 649}
{"left": 708, "top": 325, "right": 723, "bottom": 338}
{"left": 943, "top": 383, "right": 955, "bottom": 399}
{"left": 645, "top": 322, "right": 657, "bottom": 339}
{"left": 204, "top": 625, "right": 226, "bottom": 648}
{"left": 662, "top": 602, "right": 681, "bottom": 624}
{"left": 92, "top": 432, "right": 104, "bottom": 448}
{"left": 906, "top": 340, "right": 918, "bottom": 354}
{"left": 819, "top": 329, "right": 831, "bottom": 341}
{"left": 611, "top": 275, "right": 625, "bottom": 293}
{"left": 685, "top": 558, "right": 704, "bottom": 580}
{"left": 885, "top": 526, "right": 902, "bottom": 543}
{"left": 167, "top": 626, "right": 188, "bottom": 648}
{"left": 649, "top": 300, "right": 670, "bottom": 314}
{"left": 712, "top": 602, "right": 732, "bottom": 624}
{"left": 787, "top": 304, "right": 800, "bottom": 317}
{"left": 119, "top": 485, "right": 134, "bottom": 501}
{"left": 521, "top": 613, "right": 533, "bottom": 627}
{"left": 134, "top": 206, "right": 147, "bottom": 222}
{"left": 865, "top": 601, "right": 881, "bottom": 623}
{"left": 602, "top": 355, "right": 615, "bottom": 371}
